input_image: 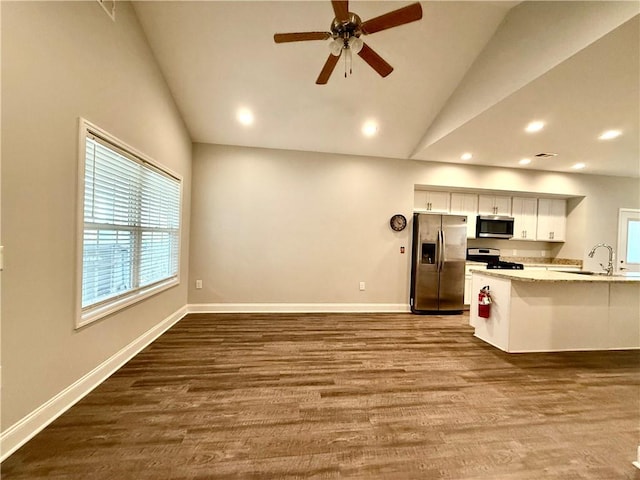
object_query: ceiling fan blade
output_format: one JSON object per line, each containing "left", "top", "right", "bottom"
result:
{"left": 274, "top": 32, "right": 332, "bottom": 43}
{"left": 361, "top": 2, "right": 423, "bottom": 35}
{"left": 357, "top": 42, "right": 393, "bottom": 77}
{"left": 331, "top": 0, "right": 349, "bottom": 22}
{"left": 316, "top": 53, "right": 341, "bottom": 84}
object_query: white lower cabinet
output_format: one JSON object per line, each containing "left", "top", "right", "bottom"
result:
{"left": 464, "top": 274, "right": 472, "bottom": 306}
{"left": 464, "top": 264, "right": 479, "bottom": 306}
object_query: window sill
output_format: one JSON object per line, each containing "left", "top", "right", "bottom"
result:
{"left": 76, "top": 278, "right": 179, "bottom": 329}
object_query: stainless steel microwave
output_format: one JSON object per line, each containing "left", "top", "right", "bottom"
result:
{"left": 475, "top": 215, "right": 515, "bottom": 239}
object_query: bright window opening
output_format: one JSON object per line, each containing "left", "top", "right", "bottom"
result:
{"left": 78, "top": 120, "right": 181, "bottom": 327}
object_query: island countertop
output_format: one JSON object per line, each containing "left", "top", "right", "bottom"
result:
{"left": 469, "top": 268, "right": 640, "bottom": 283}
{"left": 469, "top": 268, "right": 640, "bottom": 353}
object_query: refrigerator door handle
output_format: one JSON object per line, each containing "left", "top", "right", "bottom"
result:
{"left": 437, "top": 230, "right": 443, "bottom": 272}
{"left": 436, "top": 230, "right": 440, "bottom": 271}
{"left": 441, "top": 229, "right": 446, "bottom": 270}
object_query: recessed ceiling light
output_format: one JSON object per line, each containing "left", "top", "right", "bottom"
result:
{"left": 598, "top": 129, "right": 622, "bottom": 140}
{"left": 571, "top": 163, "right": 586, "bottom": 170}
{"left": 525, "top": 121, "right": 545, "bottom": 133}
{"left": 362, "top": 121, "right": 378, "bottom": 137}
{"left": 237, "top": 108, "right": 254, "bottom": 126}
{"left": 460, "top": 152, "right": 472, "bottom": 160}
{"left": 519, "top": 158, "right": 531, "bottom": 165}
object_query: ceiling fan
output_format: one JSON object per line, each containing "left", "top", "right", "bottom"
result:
{"left": 273, "top": 1, "right": 423, "bottom": 85}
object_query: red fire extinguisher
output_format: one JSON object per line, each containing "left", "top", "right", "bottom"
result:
{"left": 478, "top": 286, "right": 492, "bottom": 318}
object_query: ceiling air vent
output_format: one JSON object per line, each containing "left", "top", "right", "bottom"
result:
{"left": 534, "top": 152, "right": 558, "bottom": 158}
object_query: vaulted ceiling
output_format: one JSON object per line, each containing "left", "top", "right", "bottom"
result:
{"left": 133, "top": 1, "right": 640, "bottom": 178}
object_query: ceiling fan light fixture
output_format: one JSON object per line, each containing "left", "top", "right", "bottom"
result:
{"left": 348, "top": 36, "right": 363, "bottom": 54}
{"left": 274, "top": 1, "right": 423, "bottom": 84}
{"left": 329, "top": 38, "right": 343, "bottom": 56}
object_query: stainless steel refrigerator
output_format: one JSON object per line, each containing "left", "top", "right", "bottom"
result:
{"left": 410, "top": 213, "right": 467, "bottom": 314}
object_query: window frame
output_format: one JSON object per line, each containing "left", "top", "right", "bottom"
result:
{"left": 617, "top": 208, "right": 640, "bottom": 273}
{"left": 76, "top": 118, "right": 182, "bottom": 328}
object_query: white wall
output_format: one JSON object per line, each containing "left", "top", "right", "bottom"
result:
{"left": 189, "top": 144, "right": 412, "bottom": 306}
{"left": 188, "top": 144, "right": 639, "bottom": 305}
{"left": 1, "top": 1, "right": 192, "bottom": 431}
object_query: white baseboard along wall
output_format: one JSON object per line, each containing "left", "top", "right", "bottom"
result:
{"left": 0, "top": 306, "right": 188, "bottom": 462}
{"left": 0, "top": 302, "right": 409, "bottom": 462}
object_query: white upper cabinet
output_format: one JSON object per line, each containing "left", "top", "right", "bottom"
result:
{"left": 536, "top": 198, "right": 566, "bottom": 242}
{"left": 413, "top": 188, "right": 568, "bottom": 243}
{"left": 414, "top": 190, "right": 450, "bottom": 213}
{"left": 511, "top": 197, "right": 538, "bottom": 240}
{"left": 450, "top": 193, "right": 478, "bottom": 238}
{"left": 478, "top": 195, "right": 511, "bottom": 216}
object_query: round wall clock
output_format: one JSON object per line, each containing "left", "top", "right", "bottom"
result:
{"left": 389, "top": 214, "right": 407, "bottom": 232}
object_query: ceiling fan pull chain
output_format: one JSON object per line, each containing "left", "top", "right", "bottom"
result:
{"left": 344, "top": 46, "right": 348, "bottom": 78}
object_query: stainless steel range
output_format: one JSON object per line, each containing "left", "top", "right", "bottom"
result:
{"left": 466, "top": 248, "right": 524, "bottom": 270}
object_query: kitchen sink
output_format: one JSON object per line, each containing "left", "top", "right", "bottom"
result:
{"left": 558, "top": 270, "right": 640, "bottom": 278}
{"left": 558, "top": 270, "right": 599, "bottom": 275}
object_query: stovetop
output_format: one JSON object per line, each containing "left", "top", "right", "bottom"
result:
{"left": 487, "top": 261, "right": 524, "bottom": 270}
{"left": 467, "top": 248, "right": 524, "bottom": 270}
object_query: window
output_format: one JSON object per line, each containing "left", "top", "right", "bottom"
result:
{"left": 77, "top": 120, "right": 181, "bottom": 327}
{"left": 618, "top": 208, "right": 640, "bottom": 272}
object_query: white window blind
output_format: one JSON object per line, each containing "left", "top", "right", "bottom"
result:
{"left": 81, "top": 131, "right": 180, "bottom": 314}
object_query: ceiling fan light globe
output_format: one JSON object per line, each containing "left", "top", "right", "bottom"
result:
{"left": 349, "top": 36, "right": 363, "bottom": 54}
{"left": 329, "top": 39, "right": 343, "bottom": 56}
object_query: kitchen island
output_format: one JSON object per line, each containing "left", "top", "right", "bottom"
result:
{"left": 470, "top": 269, "right": 640, "bottom": 353}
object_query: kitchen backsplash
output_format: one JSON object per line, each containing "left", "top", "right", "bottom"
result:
{"left": 466, "top": 238, "right": 578, "bottom": 264}
{"left": 468, "top": 238, "right": 547, "bottom": 255}
{"left": 502, "top": 256, "right": 582, "bottom": 267}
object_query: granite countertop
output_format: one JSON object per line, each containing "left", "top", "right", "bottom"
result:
{"left": 469, "top": 268, "right": 640, "bottom": 283}
{"left": 501, "top": 257, "right": 583, "bottom": 268}
{"left": 466, "top": 258, "right": 583, "bottom": 268}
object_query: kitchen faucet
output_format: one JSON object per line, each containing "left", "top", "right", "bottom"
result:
{"left": 588, "top": 243, "right": 615, "bottom": 276}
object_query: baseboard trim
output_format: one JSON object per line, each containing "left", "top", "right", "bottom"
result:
{"left": 187, "top": 303, "right": 411, "bottom": 314}
{"left": 0, "top": 305, "right": 188, "bottom": 463}
{"left": 1, "top": 302, "right": 410, "bottom": 461}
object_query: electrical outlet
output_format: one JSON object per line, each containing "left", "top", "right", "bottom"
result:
{"left": 359, "top": 281, "right": 365, "bottom": 291}
{"left": 195, "top": 280, "right": 203, "bottom": 289}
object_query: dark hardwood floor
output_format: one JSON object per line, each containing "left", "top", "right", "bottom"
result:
{"left": 2, "top": 312, "right": 639, "bottom": 479}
